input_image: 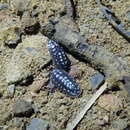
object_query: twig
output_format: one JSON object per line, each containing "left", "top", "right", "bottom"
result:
{"left": 66, "top": 82, "right": 108, "bottom": 130}
{"left": 96, "top": 0, "right": 130, "bottom": 42}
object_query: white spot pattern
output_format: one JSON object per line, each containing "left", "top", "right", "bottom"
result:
{"left": 48, "top": 40, "right": 71, "bottom": 71}
{"left": 50, "top": 68, "right": 81, "bottom": 97}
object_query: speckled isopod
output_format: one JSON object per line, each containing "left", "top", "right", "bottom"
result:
{"left": 50, "top": 69, "right": 81, "bottom": 97}
{"left": 48, "top": 40, "right": 71, "bottom": 72}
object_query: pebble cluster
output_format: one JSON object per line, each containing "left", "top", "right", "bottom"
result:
{"left": 48, "top": 40, "right": 81, "bottom": 97}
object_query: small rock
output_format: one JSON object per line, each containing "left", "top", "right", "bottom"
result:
{"left": 0, "top": 12, "right": 21, "bottom": 47}
{"left": 18, "top": 4, "right": 41, "bottom": 34}
{"left": 6, "top": 35, "right": 50, "bottom": 85}
{"left": 10, "top": 0, "right": 30, "bottom": 13}
{"left": 31, "top": 9, "right": 39, "bottom": 18}
{"left": 0, "top": 112, "right": 12, "bottom": 124}
{"left": 40, "top": 22, "right": 55, "bottom": 38}
{"left": 21, "top": 11, "right": 40, "bottom": 34}
{"left": 10, "top": 118, "right": 23, "bottom": 128}
{"left": 123, "top": 76, "right": 130, "bottom": 96}
{"left": 97, "top": 119, "right": 106, "bottom": 126}
{"left": 30, "top": 79, "right": 48, "bottom": 96}
{"left": 0, "top": 23, "right": 21, "bottom": 47}
{"left": 96, "top": 115, "right": 109, "bottom": 126}
{"left": 0, "top": 125, "right": 8, "bottom": 129}
{"left": 12, "top": 99, "right": 34, "bottom": 117}
{"left": 103, "top": 115, "right": 109, "bottom": 123}
{"left": 126, "top": 11, "right": 130, "bottom": 22}
{"left": 24, "top": 97, "right": 34, "bottom": 104}
{"left": 111, "top": 119, "right": 128, "bottom": 130}
{"left": 98, "top": 94, "right": 123, "bottom": 112}
{"left": 89, "top": 73, "right": 105, "bottom": 89}
{"left": 7, "top": 84, "right": 15, "bottom": 96}
{"left": 0, "top": 3, "right": 8, "bottom": 10}
{"left": 26, "top": 118, "right": 49, "bottom": 130}
{"left": 69, "top": 65, "right": 80, "bottom": 79}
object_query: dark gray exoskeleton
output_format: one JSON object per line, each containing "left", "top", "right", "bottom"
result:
{"left": 50, "top": 69, "right": 81, "bottom": 97}
{"left": 48, "top": 40, "right": 71, "bottom": 72}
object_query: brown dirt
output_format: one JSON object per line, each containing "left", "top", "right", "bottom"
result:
{"left": 0, "top": 0, "right": 130, "bottom": 130}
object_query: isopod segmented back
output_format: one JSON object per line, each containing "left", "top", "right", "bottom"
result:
{"left": 48, "top": 40, "right": 71, "bottom": 72}
{"left": 50, "top": 69, "right": 81, "bottom": 97}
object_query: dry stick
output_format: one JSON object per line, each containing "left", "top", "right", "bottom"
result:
{"left": 66, "top": 82, "right": 108, "bottom": 130}
{"left": 96, "top": 0, "right": 130, "bottom": 42}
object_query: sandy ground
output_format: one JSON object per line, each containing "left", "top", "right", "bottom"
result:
{"left": 0, "top": 0, "right": 130, "bottom": 129}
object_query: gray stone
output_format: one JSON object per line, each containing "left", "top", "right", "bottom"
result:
{"left": 89, "top": 73, "right": 105, "bottom": 89}
{"left": 0, "top": 125, "right": 8, "bottom": 130}
{"left": 26, "top": 118, "right": 49, "bottom": 130}
{"left": 10, "top": 118, "right": 23, "bottom": 128}
{"left": 126, "top": 11, "right": 130, "bottom": 22}
{"left": 21, "top": 11, "right": 33, "bottom": 27}
{"left": 123, "top": 76, "right": 130, "bottom": 96}
{"left": 7, "top": 84, "right": 15, "bottom": 96}
{"left": 6, "top": 35, "right": 50, "bottom": 85}
{"left": 5, "top": 34, "right": 21, "bottom": 46}
{"left": 10, "top": 0, "right": 30, "bottom": 12}
{"left": 0, "top": 3, "right": 8, "bottom": 10}
{"left": 0, "top": 22, "right": 21, "bottom": 47}
{"left": 111, "top": 119, "right": 128, "bottom": 130}
{"left": 96, "top": 115, "right": 109, "bottom": 126}
{"left": 21, "top": 11, "right": 40, "bottom": 34}
{"left": 12, "top": 99, "right": 34, "bottom": 117}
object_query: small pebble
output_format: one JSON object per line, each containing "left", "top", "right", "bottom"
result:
{"left": 126, "top": 11, "right": 130, "bottom": 22}
{"left": 98, "top": 94, "right": 123, "bottom": 112}
{"left": 69, "top": 65, "right": 80, "bottom": 79}
{"left": 0, "top": 3, "right": 8, "bottom": 10}
{"left": 24, "top": 97, "right": 34, "bottom": 104}
{"left": 26, "top": 118, "right": 49, "bottom": 130}
{"left": 12, "top": 99, "right": 34, "bottom": 117}
{"left": 10, "top": 118, "right": 23, "bottom": 128}
{"left": 89, "top": 73, "right": 105, "bottom": 89}
{"left": 7, "top": 84, "right": 15, "bottom": 96}
{"left": 0, "top": 125, "right": 8, "bottom": 129}
{"left": 111, "top": 119, "right": 128, "bottom": 130}
{"left": 30, "top": 79, "right": 47, "bottom": 95}
{"left": 97, "top": 115, "right": 109, "bottom": 126}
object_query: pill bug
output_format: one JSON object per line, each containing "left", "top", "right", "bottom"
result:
{"left": 48, "top": 40, "right": 71, "bottom": 72}
{"left": 50, "top": 69, "right": 81, "bottom": 97}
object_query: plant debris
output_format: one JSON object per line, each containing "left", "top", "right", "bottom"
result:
{"left": 66, "top": 82, "right": 108, "bottom": 130}
{"left": 96, "top": 0, "right": 130, "bottom": 42}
